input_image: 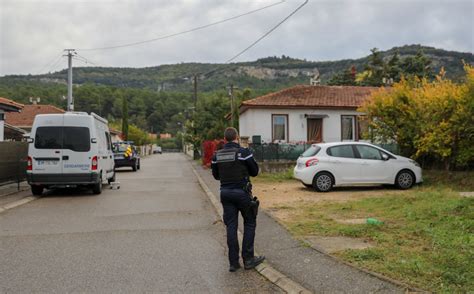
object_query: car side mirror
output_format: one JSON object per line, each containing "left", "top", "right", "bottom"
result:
{"left": 27, "top": 137, "right": 34, "bottom": 143}
{"left": 91, "top": 138, "right": 97, "bottom": 143}
{"left": 382, "top": 153, "right": 390, "bottom": 161}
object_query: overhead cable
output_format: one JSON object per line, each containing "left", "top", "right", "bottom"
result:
{"left": 226, "top": 0, "right": 308, "bottom": 63}
{"left": 77, "top": 1, "right": 285, "bottom": 51}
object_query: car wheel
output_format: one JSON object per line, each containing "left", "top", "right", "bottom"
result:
{"left": 31, "top": 185, "right": 44, "bottom": 196}
{"left": 313, "top": 172, "right": 334, "bottom": 192}
{"left": 132, "top": 160, "right": 137, "bottom": 171}
{"left": 395, "top": 170, "right": 415, "bottom": 190}
{"left": 137, "top": 160, "right": 140, "bottom": 170}
{"left": 108, "top": 172, "right": 116, "bottom": 184}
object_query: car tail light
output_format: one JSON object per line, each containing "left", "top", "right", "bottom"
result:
{"left": 305, "top": 158, "right": 319, "bottom": 167}
{"left": 91, "top": 156, "right": 98, "bottom": 170}
{"left": 27, "top": 156, "right": 32, "bottom": 171}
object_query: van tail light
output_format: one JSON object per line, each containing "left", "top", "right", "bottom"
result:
{"left": 91, "top": 156, "right": 98, "bottom": 171}
{"left": 27, "top": 156, "right": 33, "bottom": 171}
{"left": 305, "top": 158, "right": 319, "bottom": 167}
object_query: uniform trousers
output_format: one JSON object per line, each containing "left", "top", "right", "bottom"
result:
{"left": 220, "top": 188, "right": 256, "bottom": 265}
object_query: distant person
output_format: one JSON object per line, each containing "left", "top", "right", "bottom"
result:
{"left": 211, "top": 127, "right": 264, "bottom": 272}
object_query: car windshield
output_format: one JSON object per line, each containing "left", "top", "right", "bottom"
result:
{"left": 301, "top": 145, "right": 321, "bottom": 157}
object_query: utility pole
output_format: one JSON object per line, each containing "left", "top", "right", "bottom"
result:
{"left": 192, "top": 74, "right": 199, "bottom": 160}
{"left": 193, "top": 74, "right": 198, "bottom": 109}
{"left": 64, "top": 49, "right": 76, "bottom": 111}
{"left": 227, "top": 84, "right": 239, "bottom": 127}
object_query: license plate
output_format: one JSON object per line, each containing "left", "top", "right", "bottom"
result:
{"left": 37, "top": 160, "right": 58, "bottom": 166}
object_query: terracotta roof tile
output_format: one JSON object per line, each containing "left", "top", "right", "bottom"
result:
{"left": 241, "top": 85, "right": 380, "bottom": 110}
{"left": 0, "top": 97, "right": 24, "bottom": 111}
{"left": 6, "top": 104, "right": 65, "bottom": 127}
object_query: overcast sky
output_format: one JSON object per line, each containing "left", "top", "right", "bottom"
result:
{"left": 1, "top": 0, "right": 473, "bottom": 76}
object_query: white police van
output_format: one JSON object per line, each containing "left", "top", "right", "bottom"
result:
{"left": 27, "top": 112, "right": 115, "bottom": 195}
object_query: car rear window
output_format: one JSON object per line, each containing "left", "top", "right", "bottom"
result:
{"left": 327, "top": 145, "right": 355, "bottom": 158}
{"left": 35, "top": 126, "right": 90, "bottom": 152}
{"left": 301, "top": 146, "right": 321, "bottom": 157}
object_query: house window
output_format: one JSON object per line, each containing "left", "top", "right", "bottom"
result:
{"left": 272, "top": 114, "right": 288, "bottom": 142}
{"left": 341, "top": 115, "right": 356, "bottom": 141}
{"left": 357, "top": 116, "right": 369, "bottom": 140}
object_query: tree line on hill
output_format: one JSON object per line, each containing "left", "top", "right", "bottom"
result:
{"left": 0, "top": 45, "right": 471, "bottom": 151}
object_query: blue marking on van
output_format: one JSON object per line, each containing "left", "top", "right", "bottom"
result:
{"left": 64, "top": 164, "right": 90, "bottom": 170}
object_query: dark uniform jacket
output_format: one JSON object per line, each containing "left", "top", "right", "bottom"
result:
{"left": 211, "top": 142, "right": 259, "bottom": 189}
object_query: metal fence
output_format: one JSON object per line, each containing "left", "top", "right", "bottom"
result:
{"left": 0, "top": 142, "right": 28, "bottom": 186}
{"left": 249, "top": 142, "right": 400, "bottom": 162}
{"left": 249, "top": 143, "right": 312, "bottom": 162}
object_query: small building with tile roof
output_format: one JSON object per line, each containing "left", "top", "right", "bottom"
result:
{"left": 239, "top": 85, "right": 380, "bottom": 143}
{"left": 5, "top": 104, "right": 65, "bottom": 132}
{"left": 0, "top": 97, "right": 24, "bottom": 141}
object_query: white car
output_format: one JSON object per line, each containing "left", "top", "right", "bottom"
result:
{"left": 294, "top": 142, "right": 422, "bottom": 192}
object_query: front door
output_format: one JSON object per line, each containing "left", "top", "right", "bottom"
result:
{"left": 307, "top": 118, "right": 323, "bottom": 143}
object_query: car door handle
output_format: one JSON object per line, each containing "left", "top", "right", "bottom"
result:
{"left": 62, "top": 156, "right": 69, "bottom": 160}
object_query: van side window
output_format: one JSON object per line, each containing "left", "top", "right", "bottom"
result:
{"left": 105, "top": 132, "right": 111, "bottom": 150}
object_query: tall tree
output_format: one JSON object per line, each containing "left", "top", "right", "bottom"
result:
{"left": 121, "top": 95, "right": 129, "bottom": 140}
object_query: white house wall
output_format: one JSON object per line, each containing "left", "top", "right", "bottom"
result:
{"left": 239, "top": 108, "right": 362, "bottom": 143}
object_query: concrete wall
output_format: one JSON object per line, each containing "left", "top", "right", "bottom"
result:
{"left": 239, "top": 108, "right": 362, "bottom": 143}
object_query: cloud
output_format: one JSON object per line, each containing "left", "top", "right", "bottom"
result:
{"left": 0, "top": 0, "right": 472, "bottom": 75}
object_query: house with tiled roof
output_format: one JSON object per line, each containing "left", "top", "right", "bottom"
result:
{"left": 5, "top": 104, "right": 65, "bottom": 132}
{"left": 239, "top": 85, "right": 380, "bottom": 144}
{"left": 0, "top": 97, "right": 24, "bottom": 141}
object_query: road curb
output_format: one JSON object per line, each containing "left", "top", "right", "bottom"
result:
{"left": 190, "top": 163, "right": 312, "bottom": 294}
{"left": 0, "top": 195, "right": 39, "bottom": 214}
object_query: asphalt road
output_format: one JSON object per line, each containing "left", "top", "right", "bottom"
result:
{"left": 0, "top": 153, "right": 280, "bottom": 293}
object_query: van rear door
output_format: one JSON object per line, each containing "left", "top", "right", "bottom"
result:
{"left": 33, "top": 126, "right": 63, "bottom": 174}
{"left": 61, "top": 116, "right": 93, "bottom": 174}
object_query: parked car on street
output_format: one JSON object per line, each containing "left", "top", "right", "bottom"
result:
{"left": 27, "top": 112, "right": 115, "bottom": 195}
{"left": 294, "top": 142, "right": 422, "bottom": 192}
{"left": 112, "top": 141, "right": 140, "bottom": 171}
{"left": 152, "top": 145, "right": 162, "bottom": 154}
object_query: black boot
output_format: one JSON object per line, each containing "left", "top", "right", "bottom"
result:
{"left": 229, "top": 263, "right": 241, "bottom": 272}
{"left": 244, "top": 256, "right": 265, "bottom": 270}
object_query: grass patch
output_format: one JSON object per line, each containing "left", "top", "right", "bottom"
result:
{"left": 255, "top": 168, "right": 294, "bottom": 183}
{"left": 255, "top": 169, "right": 474, "bottom": 290}
{"left": 423, "top": 170, "right": 474, "bottom": 191}
{"left": 283, "top": 188, "right": 474, "bottom": 292}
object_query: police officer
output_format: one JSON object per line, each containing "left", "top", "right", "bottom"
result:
{"left": 211, "top": 127, "right": 265, "bottom": 272}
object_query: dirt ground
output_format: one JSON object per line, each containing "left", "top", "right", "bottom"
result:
{"left": 253, "top": 180, "right": 406, "bottom": 221}
{"left": 254, "top": 180, "right": 405, "bottom": 207}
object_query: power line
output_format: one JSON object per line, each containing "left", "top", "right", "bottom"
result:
{"left": 35, "top": 51, "right": 63, "bottom": 74}
{"left": 76, "top": 1, "right": 285, "bottom": 51}
{"left": 226, "top": 0, "right": 309, "bottom": 63}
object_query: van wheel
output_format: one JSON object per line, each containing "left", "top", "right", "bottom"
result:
{"left": 92, "top": 180, "right": 102, "bottom": 195}
{"left": 31, "top": 185, "right": 44, "bottom": 196}
{"left": 132, "top": 160, "right": 137, "bottom": 171}
{"left": 137, "top": 160, "right": 141, "bottom": 170}
{"left": 313, "top": 172, "right": 334, "bottom": 192}
{"left": 108, "top": 172, "right": 116, "bottom": 184}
